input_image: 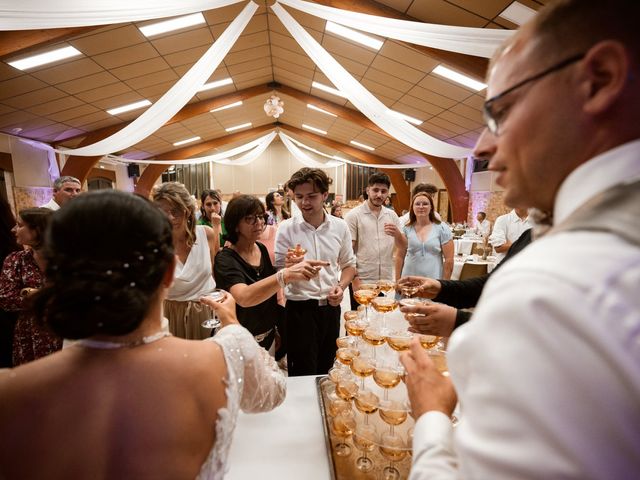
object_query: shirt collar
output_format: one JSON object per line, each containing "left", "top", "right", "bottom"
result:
{"left": 554, "top": 139, "right": 640, "bottom": 224}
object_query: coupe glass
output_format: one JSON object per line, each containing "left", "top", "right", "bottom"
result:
{"left": 353, "top": 283, "right": 379, "bottom": 320}
{"left": 371, "top": 296, "right": 398, "bottom": 331}
{"left": 201, "top": 289, "right": 225, "bottom": 329}
{"left": 378, "top": 432, "right": 408, "bottom": 480}
{"left": 353, "top": 423, "right": 378, "bottom": 472}
{"left": 331, "top": 410, "right": 356, "bottom": 457}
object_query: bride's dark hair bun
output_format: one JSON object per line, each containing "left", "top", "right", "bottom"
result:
{"left": 32, "top": 190, "right": 174, "bottom": 339}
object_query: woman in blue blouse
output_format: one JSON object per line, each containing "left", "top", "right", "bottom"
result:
{"left": 396, "top": 193, "right": 454, "bottom": 280}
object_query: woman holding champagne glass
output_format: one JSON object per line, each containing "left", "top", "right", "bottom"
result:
{"left": 152, "top": 182, "right": 220, "bottom": 339}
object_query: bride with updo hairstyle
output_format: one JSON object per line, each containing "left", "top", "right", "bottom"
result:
{"left": 0, "top": 191, "right": 285, "bottom": 479}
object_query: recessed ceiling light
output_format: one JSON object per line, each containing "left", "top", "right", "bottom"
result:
{"left": 432, "top": 65, "right": 487, "bottom": 91}
{"left": 350, "top": 140, "right": 375, "bottom": 151}
{"left": 139, "top": 12, "right": 206, "bottom": 37}
{"left": 198, "top": 77, "right": 233, "bottom": 92}
{"left": 210, "top": 101, "right": 243, "bottom": 113}
{"left": 8, "top": 45, "right": 82, "bottom": 71}
{"left": 389, "top": 109, "right": 423, "bottom": 126}
{"left": 302, "top": 124, "right": 328, "bottom": 135}
{"left": 225, "top": 122, "right": 252, "bottom": 132}
{"left": 173, "top": 136, "right": 201, "bottom": 147}
{"left": 325, "top": 21, "right": 383, "bottom": 51}
{"left": 499, "top": 2, "right": 537, "bottom": 26}
{"left": 106, "top": 99, "right": 152, "bottom": 116}
{"left": 312, "top": 81, "right": 347, "bottom": 98}
{"left": 307, "top": 104, "right": 337, "bottom": 117}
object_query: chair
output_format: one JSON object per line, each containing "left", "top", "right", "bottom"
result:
{"left": 458, "top": 262, "right": 488, "bottom": 280}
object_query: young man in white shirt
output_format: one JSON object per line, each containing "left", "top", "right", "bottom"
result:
{"left": 488, "top": 207, "right": 531, "bottom": 262}
{"left": 40, "top": 176, "right": 82, "bottom": 210}
{"left": 345, "top": 172, "right": 405, "bottom": 308}
{"left": 401, "top": 1, "right": 640, "bottom": 478}
{"left": 474, "top": 211, "right": 491, "bottom": 238}
{"left": 275, "top": 168, "right": 356, "bottom": 376}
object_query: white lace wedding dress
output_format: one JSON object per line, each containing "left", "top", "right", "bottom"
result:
{"left": 197, "top": 324, "right": 286, "bottom": 479}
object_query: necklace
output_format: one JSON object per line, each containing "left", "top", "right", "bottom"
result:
{"left": 75, "top": 331, "right": 172, "bottom": 350}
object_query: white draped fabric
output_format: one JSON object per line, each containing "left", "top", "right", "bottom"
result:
{"left": 277, "top": 0, "right": 513, "bottom": 59}
{"left": 0, "top": 0, "right": 242, "bottom": 30}
{"left": 271, "top": 3, "right": 471, "bottom": 160}
{"left": 213, "top": 131, "right": 276, "bottom": 166}
{"left": 109, "top": 131, "right": 276, "bottom": 165}
{"left": 56, "top": 1, "right": 258, "bottom": 157}
{"left": 278, "top": 132, "right": 342, "bottom": 168}
{"left": 280, "top": 132, "right": 426, "bottom": 169}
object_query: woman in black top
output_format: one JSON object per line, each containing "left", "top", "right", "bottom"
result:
{"left": 214, "top": 195, "right": 327, "bottom": 352}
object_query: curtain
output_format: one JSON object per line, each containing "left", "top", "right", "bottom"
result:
{"left": 278, "top": 132, "right": 342, "bottom": 168}
{"left": 271, "top": 3, "right": 471, "bottom": 160}
{"left": 277, "top": 0, "right": 513, "bottom": 59}
{"left": 0, "top": 0, "right": 243, "bottom": 30}
{"left": 56, "top": 1, "right": 258, "bottom": 157}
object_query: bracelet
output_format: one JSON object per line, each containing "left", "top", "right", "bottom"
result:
{"left": 276, "top": 269, "right": 286, "bottom": 288}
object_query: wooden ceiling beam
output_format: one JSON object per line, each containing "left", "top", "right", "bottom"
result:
{"left": 311, "top": 0, "right": 489, "bottom": 80}
{"left": 0, "top": 27, "right": 102, "bottom": 59}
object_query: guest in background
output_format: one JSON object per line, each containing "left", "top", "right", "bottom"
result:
{"left": 152, "top": 182, "right": 219, "bottom": 339}
{"left": 215, "top": 194, "right": 326, "bottom": 356}
{"left": 396, "top": 193, "right": 453, "bottom": 281}
{"left": 265, "top": 191, "right": 290, "bottom": 226}
{"left": 198, "top": 189, "right": 226, "bottom": 248}
{"left": 489, "top": 207, "right": 531, "bottom": 262}
{"left": 0, "top": 207, "right": 61, "bottom": 366}
{"left": 40, "top": 176, "right": 82, "bottom": 210}
{"left": 0, "top": 190, "right": 285, "bottom": 479}
{"left": 474, "top": 211, "right": 491, "bottom": 237}
{"left": 330, "top": 202, "right": 343, "bottom": 219}
{"left": 399, "top": 183, "right": 440, "bottom": 225}
{"left": 0, "top": 198, "right": 22, "bottom": 367}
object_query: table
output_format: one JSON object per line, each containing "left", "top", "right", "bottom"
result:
{"left": 227, "top": 375, "right": 330, "bottom": 480}
{"left": 452, "top": 256, "right": 497, "bottom": 280}
{"left": 453, "top": 237, "right": 483, "bottom": 255}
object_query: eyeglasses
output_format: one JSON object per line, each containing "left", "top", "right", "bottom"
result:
{"left": 243, "top": 214, "right": 268, "bottom": 225}
{"left": 483, "top": 53, "right": 584, "bottom": 135}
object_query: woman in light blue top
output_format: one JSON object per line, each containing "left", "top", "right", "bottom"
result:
{"left": 395, "top": 192, "right": 454, "bottom": 280}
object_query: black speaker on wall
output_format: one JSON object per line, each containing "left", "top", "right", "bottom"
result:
{"left": 127, "top": 164, "right": 140, "bottom": 178}
{"left": 403, "top": 169, "right": 416, "bottom": 182}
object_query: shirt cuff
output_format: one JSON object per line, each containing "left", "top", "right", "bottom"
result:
{"left": 412, "top": 410, "right": 454, "bottom": 456}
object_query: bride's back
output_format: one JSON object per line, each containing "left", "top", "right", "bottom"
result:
{"left": 0, "top": 336, "right": 227, "bottom": 479}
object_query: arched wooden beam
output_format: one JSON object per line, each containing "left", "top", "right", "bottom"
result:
{"left": 275, "top": 84, "right": 468, "bottom": 221}
{"left": 134, "top": 123, "right": 275, "bottom": 198}
{"left": 312, "top": 0, "right": 489, "bottom": 80}
{"left": 59, "top": 84, "right": 274, "bottom": 182}
{"left": 279, "top": 124, "right": 411, "bottom": 213}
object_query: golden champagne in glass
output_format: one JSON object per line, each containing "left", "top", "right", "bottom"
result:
{"left": 379, "top": 432, "right": 408, "bottom": 480}
{"left": 378, "top": 399, "right": 409, "bottom": 426}
{"left": 354, "top": 283, "right": 379, "bottom": 320}
{"left": 428, "top": 350, "right": 449, "bottom": 376}
{"left": 362, "top": 328, "right": 386, "bottom": 347}
{"left": 353, "top": 424, "right": 377, "bottom": 472}
{"left": 373, "top": 366, "right": 402, "bottom": 390}
{"left": 331, "top": 410, "right": 356, "bottom": 457}
{"left": 376, "top": 279, "right": 396, "bottom": 294}
{"left": 353, "top": 389, "right": 380, "bottom": 415}
{"left": 419, "top": 334, "right": 441, "bottom": 349}
{"left": 385, "top": 331, "right": 413, "bottom": 351}
{"left": 399, "top": 279, "right": 421, "bottom": 298}
{"left": 336, "top": 335, "right": 356, "bottom": 349}
{"left": 336, "top": 347, "right": 359, "bottom": 366}
{"left": 336, "top": 379, "right": 359, "bottom": 401}
{"left": 371, "top": 297, "right": 398, "bottom": 313}
{"left": 350, "top": 355, "right": 375, "bottom": 378}
{"left": 287, "top": 244, "right": 307, "bottom": 258}
{"left": 345, "top": 319, "right": 366, "bottom": 337}
{"left": 328, "top": 396, "right": 352, "bottom": 417}
{"left": 343, "top": 310, "right": 359, "bottom": 322}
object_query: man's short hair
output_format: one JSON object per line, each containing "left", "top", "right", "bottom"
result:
{"left": 531, "top": 0, "right": 640, "bottom": 62}
{"left": 53, "top": 176, "right": 80, "bottom": 191}
{"left": 412, "top": 183, "right": 438, "bottom": 197}
{"left": 368, "top": 172, "right": 390, "bottom": 188}
{"left": 286, "top": 168, "right": 332, "bottom": 194}
{"left": 477, "top": 211, "right": 487, "bottom": 220}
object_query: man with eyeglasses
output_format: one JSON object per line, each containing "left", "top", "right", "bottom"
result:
{"left": 402, "top": 1, "right": 640, "bottom": 479}
{"left": 275, "top": 168, "right": 356, "bottom": 376}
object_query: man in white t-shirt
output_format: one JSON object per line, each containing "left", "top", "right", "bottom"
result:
{"left": 344, "top": 172, "right": 405, "bottom": 309}
{"left": 40, "top": 176, "right": 82, "bottom": 210}
{"left": 275, "top": 168, "right": 356, "bottom": 376}
{"left": 488, "top": 207, "right": 531, "bottom": 262}
{"left": 474, "top": 211, "right": 491, "bottom": 237}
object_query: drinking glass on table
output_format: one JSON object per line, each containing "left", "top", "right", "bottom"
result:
{"left": 353, "top": 283, "right": 379, "bottom": 321}
{"left": 352, "top": 423, "right": 378, "bottom": 472}
{"left": 201, "top": 289, "right": 225, "bottom": 329}
{"left": 379, "top": 430, "right": 409, "bottom": 480}
{"left": 371, "top": 296, "right": 398, "bottom": 332}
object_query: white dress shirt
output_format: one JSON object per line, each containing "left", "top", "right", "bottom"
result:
{"left": 274, "top": 213, "right": 355, "bottom": 301}
{"left": 488, "top": 209, "right": 531, "bottom": 262}
{"left": 344, "top": 202, "right": 403, "bottom": 282}
{"left": 40, "top": 198, "right": 60, "bottom": 210}
{"left": 475, "top": 218, "right": 491, "bottom": 237}
{"left": 410, "top": 139, "right": 640, "bottom": 480}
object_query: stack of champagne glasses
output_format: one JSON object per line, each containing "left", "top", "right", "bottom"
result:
{"left": 322, "top": 280, "right": 449, "bottom": 479}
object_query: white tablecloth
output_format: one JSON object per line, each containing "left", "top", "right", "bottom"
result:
{"left": 452, "top": 256, "right": 497, "bottom": 280}
{"left": 454, "top": 237, "right": 482, "bottom": 255}
{"left": 227, "top": 375, "right": 330, "bottom": 480}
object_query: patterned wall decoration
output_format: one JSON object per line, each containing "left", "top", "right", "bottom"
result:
{"left": 13, "top": 186, "right": 52, "bottom": 213}
{"left": 468, "top": 190, "right": 510, "bottom": 226}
